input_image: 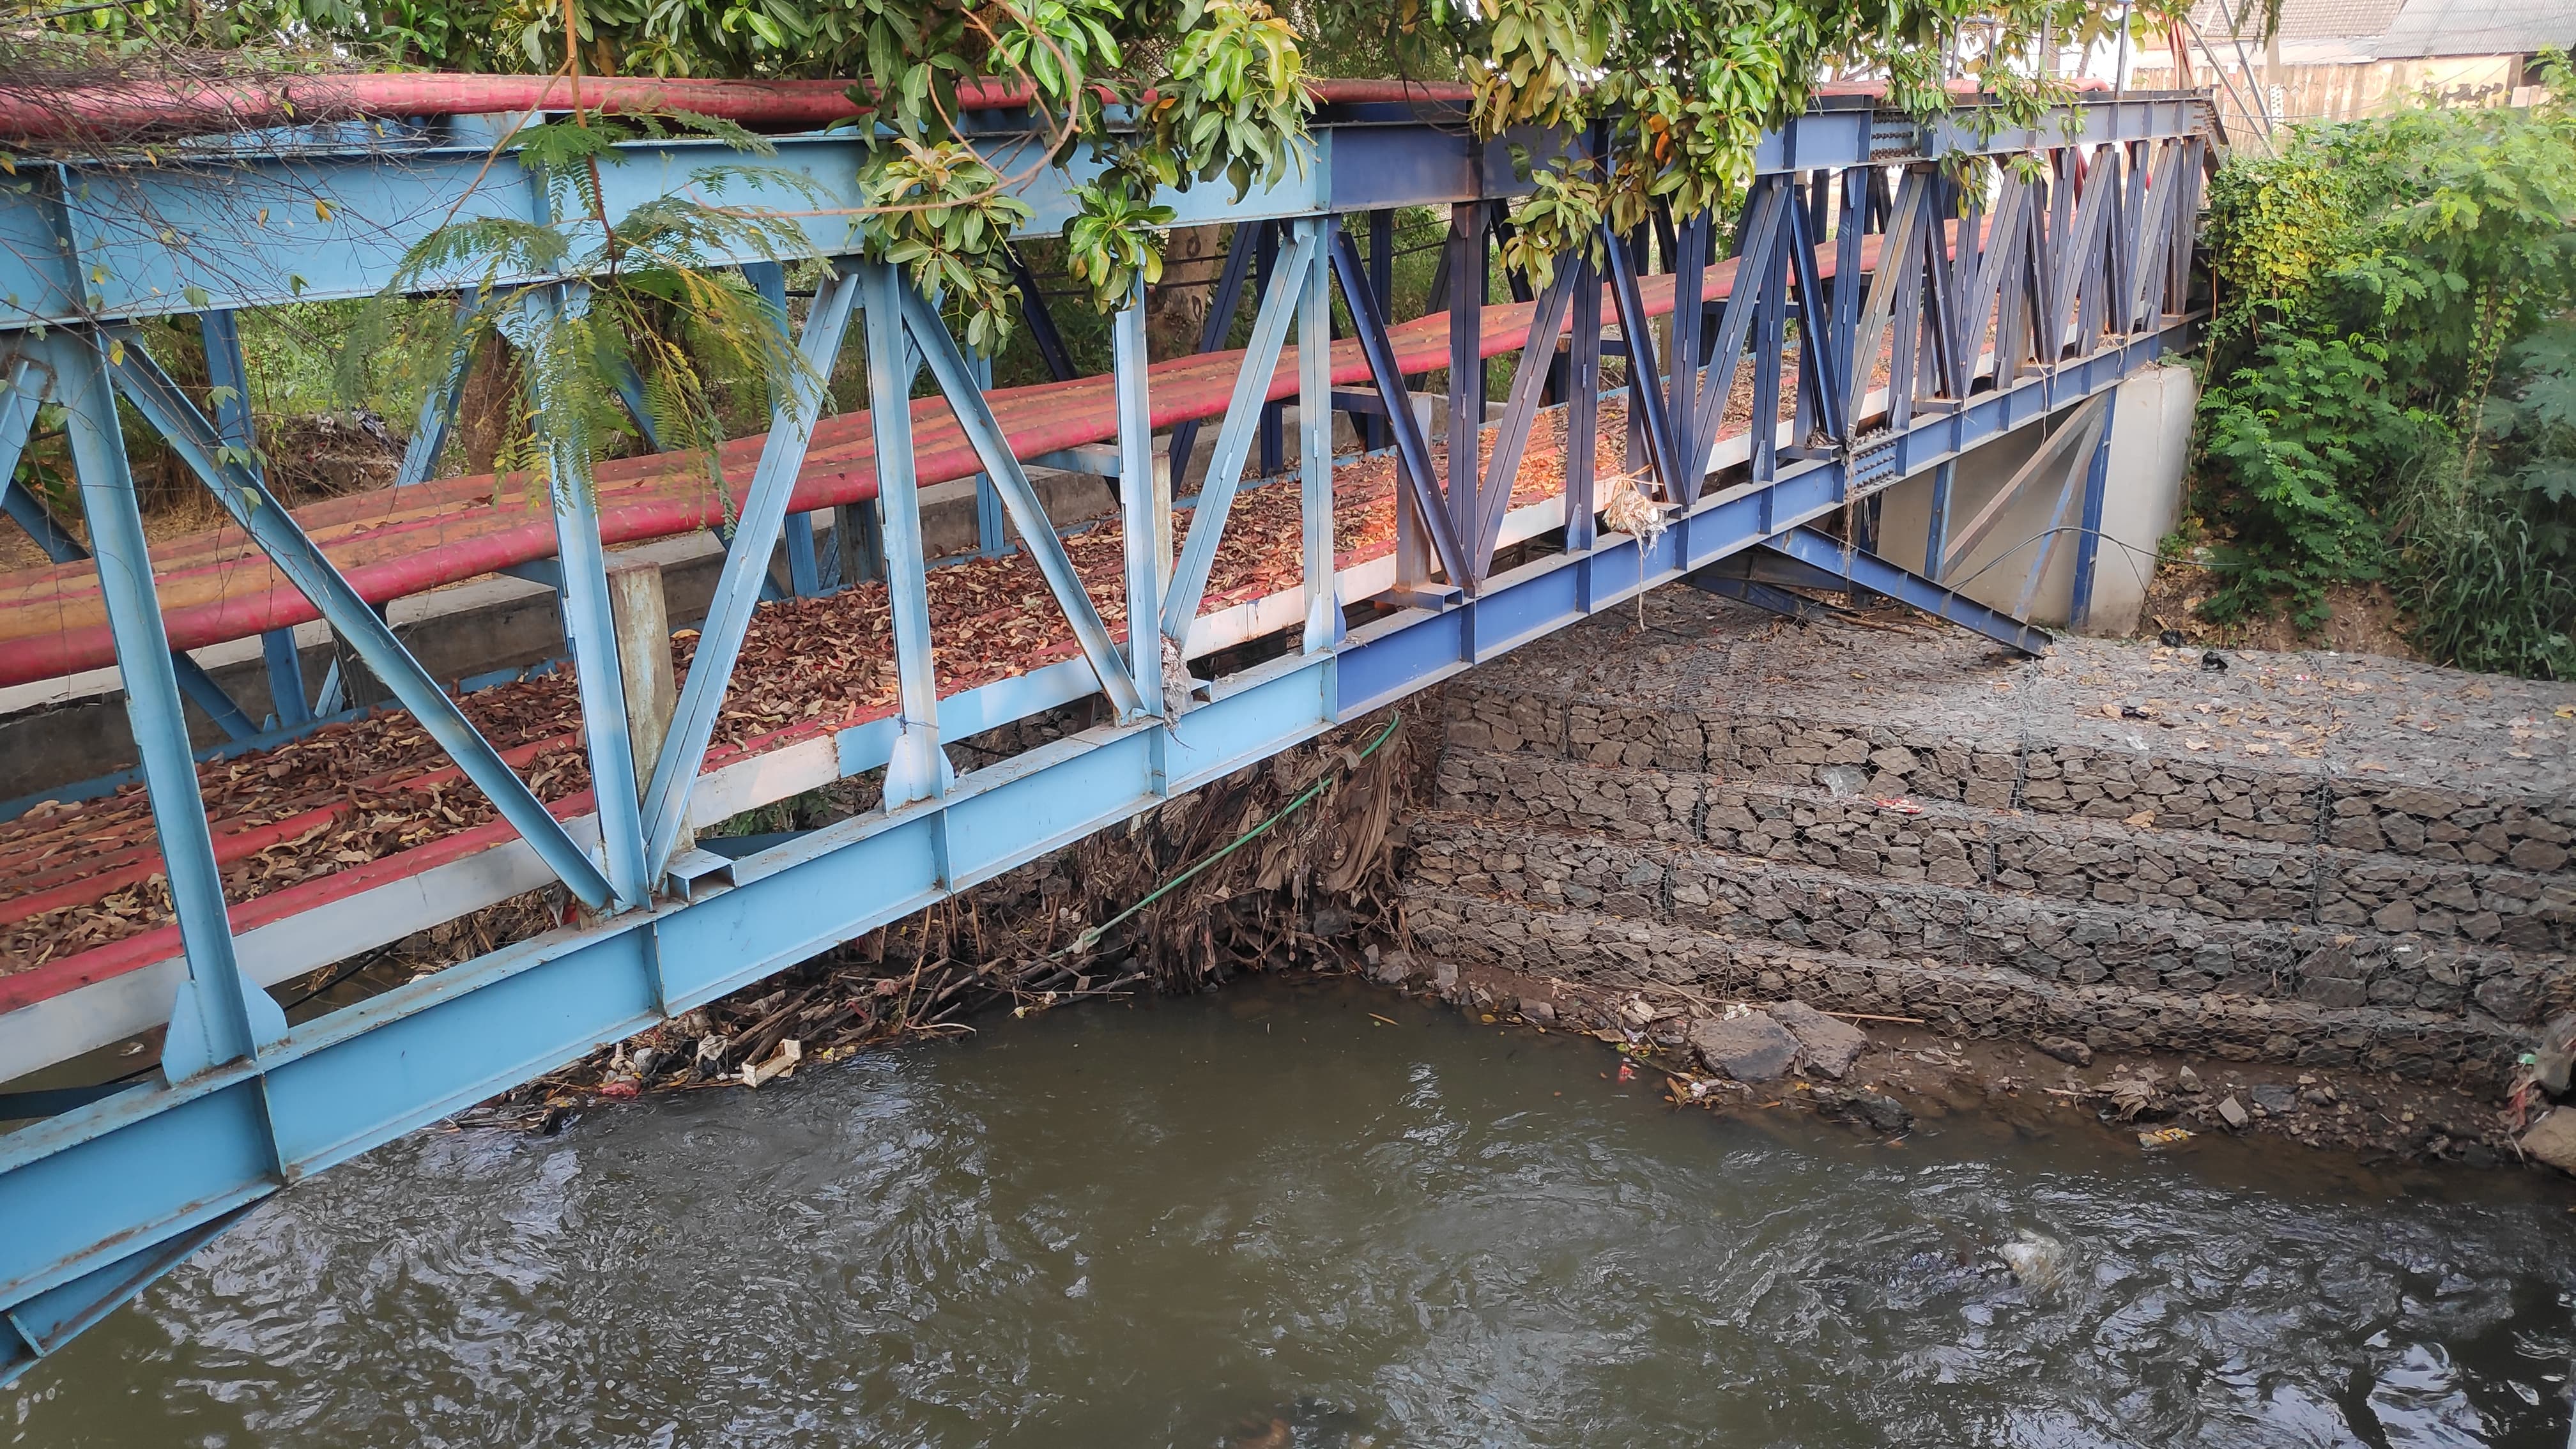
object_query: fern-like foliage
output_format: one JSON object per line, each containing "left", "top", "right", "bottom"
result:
{"left": 352, "top": 112, "right": 821, "bottom": 519}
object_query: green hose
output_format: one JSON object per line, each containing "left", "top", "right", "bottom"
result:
{"left": 1061, "top": 709, "right": 1404, "bottom": 960}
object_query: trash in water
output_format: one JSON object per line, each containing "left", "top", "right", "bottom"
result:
{"left": 2137, "top": 1126, "right": 2194, "bottom": 1149}
{"left": 1616, "top": 1062, "right": 1638, "bottom": 1082}
{"left": 1997, "top": 1229, "right": 2067, "bottom": 1292}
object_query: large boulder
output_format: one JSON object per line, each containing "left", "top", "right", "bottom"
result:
{"left": 2522, "top": 1108, "right": 2576, "bottom": 1177}
{"left": 1690, "top": 1012, "right": 1801, "bottom": 1083}
{"left": 1770, "top": 999, "right": 1869, "bottom": 1080}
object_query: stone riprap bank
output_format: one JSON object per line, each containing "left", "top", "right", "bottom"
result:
{"left": 1400, "top": 588, "right": 2576, "bottom": 1086}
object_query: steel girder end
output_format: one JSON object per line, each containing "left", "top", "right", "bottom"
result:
{"left": 0, "top": 1206, "right": 252, "bottom": 1387}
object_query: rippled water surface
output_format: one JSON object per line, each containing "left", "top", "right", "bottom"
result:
{"left": 11, "top": 978, "right": 2576, "bottom": 1447}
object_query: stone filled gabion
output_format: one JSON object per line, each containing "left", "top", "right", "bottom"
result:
{"left": 1404, "top": 592, "right": 2576, "bottom": 1089}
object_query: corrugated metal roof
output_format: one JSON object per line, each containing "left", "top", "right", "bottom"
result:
{"left": 2379, "top": 0, "right": 2572, "bottom": 56}
{"left": 2187, "top": 0, "right": 2564, "bottom": 53}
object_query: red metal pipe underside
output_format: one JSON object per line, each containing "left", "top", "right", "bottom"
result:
{"left": 1, "top": 73, "right": 1477, "bottom": 144}
{"left": 2, "top": 70, "right": 2103, "bottom": 145}
{"left": 0, "top": 236, "right": 1921, "bottom": 687}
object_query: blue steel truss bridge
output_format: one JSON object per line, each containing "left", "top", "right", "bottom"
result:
{"left": 0, "top": 75, "right": 2214, "bottom": 1379}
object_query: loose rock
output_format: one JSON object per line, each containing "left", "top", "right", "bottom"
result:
{"left": 1519, "top": 997, "right": 1557, "bottom": 1028}
{"left": 1823, "top": 1088, "right": 1926, "bottom": 1134}
{"left": 1689, "top": 1013, "right": 1802, "bottom": 1082}
{"left": 2520, "top": 1109, "right": 2576, "bottom": 1176}
{"left": 1770, "top": 999, "right": 1869, "bottom": 1080}
{"left": 2217, "top": 1094, "right": 2251, "bottom": 1129}
{"left": 2250, "top": 1084, "right": 2299, "bottom": 1116}
{"left": 2035, "top": 1036, "right": 2094, "bottom": 1068}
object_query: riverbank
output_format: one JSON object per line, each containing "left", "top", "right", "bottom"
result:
{"left": 1379, "top": 946, "right": 2549, "bottom": 1170}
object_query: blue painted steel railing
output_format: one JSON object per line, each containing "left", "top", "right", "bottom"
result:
{"left": 0, "top": 87, "right": 2212, "bottom": 1381}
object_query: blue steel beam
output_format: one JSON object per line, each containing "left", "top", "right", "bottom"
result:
{"left": 896, "top": 284, "right": 1146, "bottom": 721}
{"left": 102, "top": 330, "right": 619, "bottom": 911}
{"left": 859, "top": 264, "right": 951, "bottom": 809}
{"left": 44, "top": 330, "right": 293, "bottom": 1082}
{"left": 1685, "top": 571, "right": 1848, "bottom": 624}
{"left": 1165, "top": 220, "right": 1265, "bottom": 490}
{"left": 0, "top": 99, "right": 2210, "bottom": 332}
{"left": 0, "top": 313, "right": 2188, "bottom": 1355}
{"left": 639, "top": 264, "right": 862, "bottom": 870}
{"left": 1761, "top": 526, "right": 2052, "bottom": 657}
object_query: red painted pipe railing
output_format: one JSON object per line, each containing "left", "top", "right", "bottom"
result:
{"left": 0, "top": 72, "right": 1478, "bottom": 144}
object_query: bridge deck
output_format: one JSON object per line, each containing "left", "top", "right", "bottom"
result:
{"left": 0, "top": 233, "right": 1927, "bottom": 1031}
{"left": 0, "top": 82, "right": 2214, "bottom": 1386}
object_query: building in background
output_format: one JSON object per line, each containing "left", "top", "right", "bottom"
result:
{"left": 2117, "top": 0, "right": 2565, "bottom": 137}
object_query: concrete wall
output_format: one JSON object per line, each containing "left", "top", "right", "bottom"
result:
{"left": 1875, "top": 362, "right": 2196, "bottom": 635}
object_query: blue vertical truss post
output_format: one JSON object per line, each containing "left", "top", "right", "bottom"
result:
{"left": 0, "top": 353, "right": 261, "bottom": 742}
{"left": 1365, "top": 210, "right": 1395, "bottom": 452}
{"left": 510, "top": 288, "right": 652, "bottom": 909}
{"left": 1256, "top": 222, "right": 1287, "bottom": 476}
{"left": 1112, "top": 288, "right": 1163, "bottom": 711}
{"left": 197, "top": 310, "right": 313, "bottom": 732}
{"left": 1666, "top": 210, "right": 1708, "bottom": 448}
{"left": 1563, "top": 254, "right": 1602, "bottom": 555}
{"left": 1445, "top": 201, "right": 1485, "bottom": 544}
{"left": 1296, "top": 217, "right": 1340, "bottom": 655}
{"left": 1830, "top": 171, "right": 1866, "bottom": 414}
{"left": 46, "top": 330, "right": 289, "bottom": 1079}
{"left": 969, "top": 346, "right": 1008, "bottom": 560}
{"left": 860, "top": 265, "right": 951, "bottom": 808}
{"left": 2067, "top": 387, "right": 2120, "bottom": 631}
{"left": 105, "top": 334, "right": 619, "bottom": 912}
{"left": 1750, "top": 206, "right": 1790, "bottom": 486}
{"left": 640, "top": 266, "right": 862, "bottom": 868}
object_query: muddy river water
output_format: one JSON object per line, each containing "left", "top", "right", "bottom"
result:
{"left": 9, "top": 978, "right": 2576, "bottom": 1446}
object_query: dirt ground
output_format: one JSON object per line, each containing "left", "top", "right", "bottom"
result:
{"left": 2133, "top": 555, "right": 2424, "bottom": 663}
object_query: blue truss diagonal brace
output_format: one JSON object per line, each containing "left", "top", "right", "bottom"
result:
{"left": 1163, "top": 226, "right": 1318, "bottom": 643}
{"left": 103, "top": 331, "right": 618, "bottom": 910}
{"left": 641, "top": 264, "right": 862, "bottom": 873}
{"left": 1759, "top": 526, "right": 2051, "bottom": 657}
{"left": 896, "top": 284, "right": 1146, "bottom": 719}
